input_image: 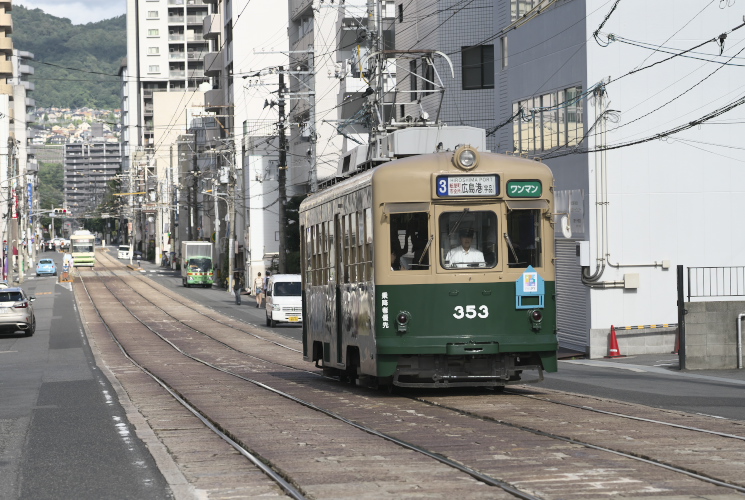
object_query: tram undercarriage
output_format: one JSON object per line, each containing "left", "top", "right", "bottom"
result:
{"left": 392, "top": 353, "right": 544, "bottom": 388}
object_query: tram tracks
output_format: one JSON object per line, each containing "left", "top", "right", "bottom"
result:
{"left": 79, "top": 252, "right": 745, "bottom": 498}
{"left": 83, "top": 256, "right": 538, "bottom": 499}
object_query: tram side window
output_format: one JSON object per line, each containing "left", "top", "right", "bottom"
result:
{"left": 505, "top": 209, "right": 542, "bottom": 268}
{"left": 390, "top": 212, "right": 430, "bottom": 271}
{"left": 439, "top": 211, "right": 498, "bottom": 269}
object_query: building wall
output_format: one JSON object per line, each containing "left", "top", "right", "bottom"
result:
{"left": 503, "top": 0, "right": 745, "bottom": 356}
{"left": 585, "top": 1, "right": 745, "bottom": 347}
{"left": 685, "top": 301, "right": 745, "bottom": 370}
{"left": 395, "top": 0, "right": 497, "bottom": 151}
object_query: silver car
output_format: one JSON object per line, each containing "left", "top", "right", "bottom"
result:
{"left": 0, "top": 287, "right": 36, "bottom": 336}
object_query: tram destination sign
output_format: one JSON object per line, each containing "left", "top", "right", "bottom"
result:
{"left": 506, "top": 180, "right": 542, "bottom": 198}
{"left": 436, "top": 174, "right": 500, "bottom": 197}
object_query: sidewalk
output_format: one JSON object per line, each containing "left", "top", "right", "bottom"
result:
{"left": 562, "top": 352, "right": 745, "bottom": 385}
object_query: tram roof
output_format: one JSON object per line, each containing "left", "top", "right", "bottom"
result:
{"left": 300, "top": 151, "right": 552, "bottom": 213}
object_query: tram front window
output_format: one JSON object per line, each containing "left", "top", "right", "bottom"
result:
{"left": 390, "top": 212, "right": 430, "bottom": 270}
{"left": 505, "top": 209, "right": 542, "bottom": 268}
{"left": 440, "top": 210, "right": 498, "bottom": 269}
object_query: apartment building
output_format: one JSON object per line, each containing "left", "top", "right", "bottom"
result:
{"left": 496, "top": 0, "right": 745, "bottom": 357}
{"left": 123, "top": 0, "right": 214, "bottom": 159}
{"left": 63, "top": 142, "right": 123, "bottom": 216}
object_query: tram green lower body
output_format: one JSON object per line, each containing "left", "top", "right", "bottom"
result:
{"left": 303, "top": 281, "right": 558, "bottom": 387}
{"left": 72, "top": 255, "right": 95, "bottom": 267}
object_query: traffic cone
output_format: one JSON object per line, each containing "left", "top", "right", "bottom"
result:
{"left": 605, "top": 325, "right": 625, "bottom": 358}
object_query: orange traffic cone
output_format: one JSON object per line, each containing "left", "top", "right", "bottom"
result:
{"left": 605, "top": 325, "right": 625, "bottom": 358}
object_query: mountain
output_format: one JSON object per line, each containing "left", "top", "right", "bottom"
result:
{"left": 11, "top": 5, "right": 126, "bottom": 109}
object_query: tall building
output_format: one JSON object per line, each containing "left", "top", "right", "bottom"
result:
{"left": 123, "top": 0, "right": 216, "bottom": 258}
{"left": 63, "top": 142, "right": 123, "bottom": 217}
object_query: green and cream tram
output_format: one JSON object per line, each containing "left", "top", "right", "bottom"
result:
{"left": 299, "top": 146, "right": 558, "bottom": 388}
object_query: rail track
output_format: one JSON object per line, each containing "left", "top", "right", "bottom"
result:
{"left": 73, "top": 249, "right": 745, "bottom": 499}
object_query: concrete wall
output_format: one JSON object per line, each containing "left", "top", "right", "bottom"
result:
{"left": 590, "top": 327, "right": 676, "bottom": 360}
{"left": 684, "top": 301, "right": 745, "bottom": 370}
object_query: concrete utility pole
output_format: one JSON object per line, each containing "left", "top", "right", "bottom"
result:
{"left": 278, "top": 67, "right": 287, "bottom": 274}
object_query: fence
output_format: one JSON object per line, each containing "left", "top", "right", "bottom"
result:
{"left": 687, "top": 266, "right": 745, "bottom": 301}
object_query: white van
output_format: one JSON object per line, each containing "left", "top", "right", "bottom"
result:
{"left": 265, "top": 274, "right": 302, "bottom": 328}
{"left": 118, "top": 245, "right": 131, "bottom": 259}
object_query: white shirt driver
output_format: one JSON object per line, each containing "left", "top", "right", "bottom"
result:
{"left": 445, "top": 246, "right": 485, "bottom": 267}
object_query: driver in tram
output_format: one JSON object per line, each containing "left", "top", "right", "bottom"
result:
{"left": 445, "top": 228, "right": 485, "bottom": 267}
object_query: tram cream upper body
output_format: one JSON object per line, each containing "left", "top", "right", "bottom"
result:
{"left": 300, "top": 150, "right": 556, "bottom": 287}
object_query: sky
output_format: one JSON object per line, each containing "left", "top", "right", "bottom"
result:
{"left": 14, "top": 0, "right": 125, "bottom": 25}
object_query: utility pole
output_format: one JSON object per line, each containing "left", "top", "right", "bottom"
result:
{"left": 278, "top": 66, "right": 287, "bottom": 274}
{"left": 191, "top": 131, "right": 198, "bottom": 241}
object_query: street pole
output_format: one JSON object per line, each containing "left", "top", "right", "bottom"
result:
{"left": 278, "top": 66, "right": 287, "bottom": 274}
{"left": 228, "top": 144, "right": 236, "bottom": 294}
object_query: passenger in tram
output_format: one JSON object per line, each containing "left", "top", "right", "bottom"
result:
{"left": 445, "top": 228, "right": 485, "bottom": 267}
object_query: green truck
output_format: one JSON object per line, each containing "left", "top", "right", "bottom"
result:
{"left": 181, "top": 241, "right": 214, "bottom": 288}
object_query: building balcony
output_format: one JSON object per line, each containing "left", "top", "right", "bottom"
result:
{"left": 0, "top": 35, "right": 12, "bottom": 54}
{"left": 202, "top": 13, "right": 221, "bottom": 40}
{"left": 188, "top": 69, "right": 205, "bottom": 78}
{"left": 204, "top": 88, "right": 224, "bottom": 112}
{"left": 204, "top": 51, "right": 221, "bottom": 76}
{"left": 187, "top": 51, "right": 202, "bottom": 60}
{"left": 186, "top": 33, "right": 204, "bottom": 42}
{"left": 186, "top": 15, "right": 204, "bottom": 25}
{"left": 289, "top": 0, "right": 312, "bottom": 21}
{"left": 21, "top": 80, "right": 34, "bottom": 91}
{"left": 169, "top": 70, "right": 186, "bottom": 78}
{"left": 168, "top": 33, "right": 185, "bottom": 41}
{"left": 26, "top": 113, "right": 36, "bottom": 123}
{"left": 19, "top": 64, "right": 33, "bottom": 76}
{"left": 0, "top": 58, "right": 10, "bottom": 75}
{"left": 25, "top": 97, "right": 34, "bottom": 107}
{"left": 0, "top": 13, "right": 12, "bottom": 35}
{"left": 168, "top": 15, "right": 184, "bottom": 23}
{"left": 169, "top": 51, "right": 185, "bottom": 60}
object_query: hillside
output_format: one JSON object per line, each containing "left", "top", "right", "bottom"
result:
{"left": 11, "top": 5, "right": 126, "bottom": 109}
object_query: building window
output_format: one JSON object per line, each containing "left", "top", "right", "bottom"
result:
{"left": 512, "top": 86, "right": 584, "bottom": 154}
{"left": 409, "top": 60, "right": 417, "bottom": 102}
{"left": 148, "top": 65, "right": 160, "bottom": 73}
{"left": 500, "top": 36, "right": 508, "bottom": 69}
{"left": 462, "top": 45, "right": 494, "bottom": 90}
{"left": 148, "top": 47, "right": 160, "bottom": 55}
{"left": 511, "top": 0, "right": 539, "bottom": 22}
{"left": 422, "top": 58, "right": 434, "bottom": 93}
{"left": 147, "top": 10, "right": 159, "bottom": 18}
{"left": 148, "top": 29, "right": 160, "bottom": 37}
{"left": 398, "top": 3, "right": 403, "bottom": 23}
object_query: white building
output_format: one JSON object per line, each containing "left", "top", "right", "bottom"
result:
{"left": 497, "top": 0, "right": 745, "bottom": 357}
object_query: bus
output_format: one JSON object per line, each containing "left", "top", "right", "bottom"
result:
{"left": 70, "top": 230, "right": 96, "bottom": 267}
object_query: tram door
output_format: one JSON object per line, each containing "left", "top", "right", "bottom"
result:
{"left": 335, "top": 214, "right": 344, "bottom": 365}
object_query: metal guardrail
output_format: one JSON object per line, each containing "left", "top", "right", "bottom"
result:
{"left": 687, "top": 266, "right": 745, "bottom": 301}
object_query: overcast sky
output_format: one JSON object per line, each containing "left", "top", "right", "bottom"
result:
{"left": 14, "top": 0, "right": 125, "bottom": 25}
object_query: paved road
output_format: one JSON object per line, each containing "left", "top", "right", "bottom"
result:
{"left": 0, "top": 252, "right": 172, "bottom": 499}
{"left": 544, "top": 355, "right": 745, "bottom": 421}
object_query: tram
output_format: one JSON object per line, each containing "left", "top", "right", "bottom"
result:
{"left": 299, "top": 146, "right": 558, "bottom": 388}
{"left": 70, "top": 230, "right": 96, "bottom": 267}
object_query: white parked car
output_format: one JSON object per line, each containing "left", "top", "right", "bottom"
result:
{"left": 265, "top": 274, "right": 302, "bottom": 328}
{"left": 118, "top": 245, "right": 131, "bottom": 259}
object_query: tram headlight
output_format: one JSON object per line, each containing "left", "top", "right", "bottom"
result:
{"left": 453, "top": 145, "right": 479, "bottom": 171}
{"left": 396, "top": 311, "right": 411, "bottom": 334}
{"left": 528, "top": 309, "right": 543, "bottom": 332}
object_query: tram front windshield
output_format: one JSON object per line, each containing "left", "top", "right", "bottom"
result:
{"left": 72, "top": 241, "right": 94, "bottom": 253}
{"left": 440, "top": 210, "right": 498, "bottom": 269}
